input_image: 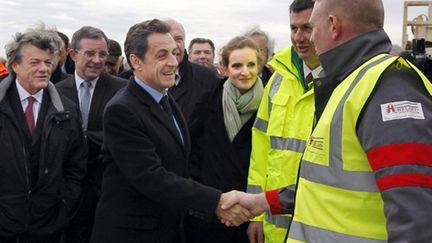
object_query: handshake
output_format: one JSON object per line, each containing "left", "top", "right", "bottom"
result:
{"left": 215, "top": 190, "right": 270, "bottom": 227}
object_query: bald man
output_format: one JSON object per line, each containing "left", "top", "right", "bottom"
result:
{"left": 163, "top": 18, "right": 219, "bottom": 124}
{"left": 222, "top": 0, "right": 432, "bottom": 242}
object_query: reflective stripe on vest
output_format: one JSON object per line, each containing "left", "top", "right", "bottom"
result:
{"left": 268, "top": 73, "right": 283, "bottom": 117}
{"left": 246, "top": 184, "right": 263, "bottom": 194}
{"left": 265, "top": 212, "right": 291, "bottom": 228}
{"left": 271, "top": 137, "right": 307, "bottom": 153}
{"left": 289, "top": 221, "right": 386, "bottom": 243}
{"left": 253, "top": 117, "right": 268, "bottom": 133}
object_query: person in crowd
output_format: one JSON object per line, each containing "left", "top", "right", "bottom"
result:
{"left": 0, "top": 25, "right": 87, "bottom": 243}
{"left": 50, "top": 31, "right": 71, "bottom": 83}
{"left": 244, "top": 26, "right": 275, "bottom": 86}
{"left": 0, "top": 61, "right": 8, "bottom": 81}
{"left": 246, "top": 1, "right": 320, "bottom": 242}
{"left": 223, "top": 0, "right": 432, "bottom": 242}
{"left": 163, "top": 18, "right": 220, "bottom": 124}
{"left": 185, "top": 36, "right": 264, "bottom": 243}
{"left": 56, "top": 26, "right": 127, "bottom": 243}
{"left": 188, "top": 37, "right": 217, "bottom": 72}
{"left": 90, "top": 19, "right": 251, "bottom": 243}
{"left": 104, "top": 39, "right": 124, "bottom": 76}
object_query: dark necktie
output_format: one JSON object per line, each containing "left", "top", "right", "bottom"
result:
{"left": 305, "top": 72, "right": 314, "bottom": 84}
{"left": 160, "top": 95, "right": 183, "bottom": 142}
{"left": 25, "top": 96, "right": 36, "bottom": 134}
{"left": 80, "top": 81, "right": 92, "bottom": 130}
{"left": 160, "top": 95, "right": 174, "bottom": 120}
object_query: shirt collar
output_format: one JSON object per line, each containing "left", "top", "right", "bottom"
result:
{"left": 74, "top": 72, "right": 99, "bottom": 90}
{"left": 133, "top": 76, "right": 166, "bottom": 103}
{"left": 15, "top": 79, "right": 44, "bottom": 103}
{"left": 303, "top": 61, "right": 323, "bottom": 79}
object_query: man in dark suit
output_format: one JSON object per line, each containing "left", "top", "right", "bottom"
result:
{"left": 55, "top": 26, "right": 127, "bottom": 243}
{"left": 0, "top": 26, "right": 86, "bottom": 242}
{"left": 163, "top": 18, "right": 220, "bottom": 124}
{"left": 90, "top": 19, "right": 250, "bottom": 243}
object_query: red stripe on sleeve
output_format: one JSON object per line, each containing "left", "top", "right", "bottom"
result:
{"left": 265, "top": 189, "right": 283, "bottom": 215}
{"left": 376, "top": 173, "right": 432, "bottom": 191}
{"left": 367, "top": 143, "right": 432, "bottom": 171}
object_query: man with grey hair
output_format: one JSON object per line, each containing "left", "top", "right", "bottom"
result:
{"left": 244, "top": 26, "right": 274, "bottom": 86}
{"left": 0, "top": 26, "right": 86, "bottom": 242}
{"left": 163, "top": 18, "right": 219, "bottom": 124}
{"left": 56, "top": 26, "right": 126, "bottom": 243}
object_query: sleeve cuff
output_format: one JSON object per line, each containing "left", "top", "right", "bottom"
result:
{"left": 265, "top": 189, "right": 283, "bottom": 215}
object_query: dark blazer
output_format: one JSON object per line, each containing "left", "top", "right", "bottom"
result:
{"left": 0, "top": 76, "right": 87, "bottom": 238}
{"left": 186, "top": 79, "right": 255, "bottom": 243}
{"left": 90, "top": 78, "right": 221, "bottom": 243}
{"left": 169, "top": 53, "right": 219, "bottom": 124}
{"left": 55, "top": 72, "right": 126, "bottom": 243}
{"left": 56, "top": 73, "right": 127, "bottom": 166}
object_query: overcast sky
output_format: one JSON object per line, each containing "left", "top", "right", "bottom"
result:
{"left": 0, "top": 0, "right": 429, "bottom": 59}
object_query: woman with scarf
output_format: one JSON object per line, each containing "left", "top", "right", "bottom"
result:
{"left": 185, "top": 36, "right": 264, "bottom": 243}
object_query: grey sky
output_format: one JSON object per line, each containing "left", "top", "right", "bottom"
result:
{"left": 0, "top": 0, "right": 428, "bottom": 59}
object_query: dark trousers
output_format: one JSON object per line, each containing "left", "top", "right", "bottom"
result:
{"left": 0, "top": 232, "right": 62, "bottom": 243}
{"left": 65, "top": 181, "right": 99, "bottom": 243}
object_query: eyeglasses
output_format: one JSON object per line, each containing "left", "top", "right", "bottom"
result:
{"left": 76, "top": 50, "right": 109, "bottom": 59}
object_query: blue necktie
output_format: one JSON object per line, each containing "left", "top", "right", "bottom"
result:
{"left": 80, "top": 81, "right": 92, "bottom": 130}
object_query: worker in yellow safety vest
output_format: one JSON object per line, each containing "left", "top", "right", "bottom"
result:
{"left": 221, "top": 0, "right": 432, "bottom": 242}
{"left": 246, "top": 0, "right": 320, "bottom": 242}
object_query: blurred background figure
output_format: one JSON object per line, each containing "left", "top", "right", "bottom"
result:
{"left": 185, "top": 36, "right": 264, "bottom": 243}
{"left": 0, "top": 58, "right": 8, "bottom": 81}
{"left": 164, "top": 18, "right": 219, "bottom": 124}
{"left": 244, "top": 26, "right": 275, "bottom": 86}
{"left": 390, "top": 44, "right": 404, "bottom": 56}
{"left": 188, "top": 37, "right": 218, "bottom": 73}
{"left": 50, "top": 31, "right": 71, "bottom": 83}
{"left": 105, "top": 39, "right": 124, "bottom": 76}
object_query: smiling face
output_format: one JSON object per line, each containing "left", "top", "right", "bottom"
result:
{"left": 188, "top": 42, "right": 215, "bottom": 68}
{"left": 71, "top": 37, "right": 108, "bottom": 81}
{"left": 133, "top": 33, "right": 178, "bottom": 92}
{"left": 12, "top": 44, "right": 53, "bottom": 94}
{"left": 226, "top": 47, "right": 259, "bottom": 93}
{"left": 290, "top": 8, "right": 317, "bottom": 62}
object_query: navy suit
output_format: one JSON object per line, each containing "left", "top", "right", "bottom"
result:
{"left": 90, "top": 78, "right": 221, "bottom": 243}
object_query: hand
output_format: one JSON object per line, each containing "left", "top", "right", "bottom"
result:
{"left": 216, "top": 191, "right": 252, "bottom": 227}
{"left": 247, "top": 221, "right": 264, "bottom": 243}
{"left": 221, "top": 190, "right": 269, "bottom": 216}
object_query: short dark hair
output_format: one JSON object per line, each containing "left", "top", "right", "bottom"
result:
{"left": 124, "top": 19, "right": 171, "bottom": 70}
{"left": 188, "top": 38, "right": 215, "bottom": 55}
{"left": 290, "top": 0, "right": 314, "bottom": 13}
{"left": 70, "top": 26, "right": 108, "bottom": 50}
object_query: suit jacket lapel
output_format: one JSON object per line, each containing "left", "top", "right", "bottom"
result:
{"left": 88, "top": 74, "right": 107, "bottom": 130}
{"left": 128, "top": 80, "right": 186, "bottom": 150}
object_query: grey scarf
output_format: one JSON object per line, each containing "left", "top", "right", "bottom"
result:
{"left": 222, "top": 77, "right": 264, "bottom": 141}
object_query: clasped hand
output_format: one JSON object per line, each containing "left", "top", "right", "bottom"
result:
{"left": 215, "top": 190, "right": 269, "bottom": 227}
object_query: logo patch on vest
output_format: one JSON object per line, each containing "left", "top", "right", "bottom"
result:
{"left": 381, "top": 101, "right": 425, "bottom": 122}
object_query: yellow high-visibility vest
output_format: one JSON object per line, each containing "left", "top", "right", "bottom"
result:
{"left": 248, "top": 46, "right": 315, "bottom": 243}
{"left": 287, "top": 54, "right": 432, "bottom": 242}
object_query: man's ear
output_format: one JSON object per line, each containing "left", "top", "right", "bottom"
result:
{"left": 129, "top": 54, "right": 143, "bottom": 70}
{"left": 329, "top": 14, "right": 342, "bottom": 40}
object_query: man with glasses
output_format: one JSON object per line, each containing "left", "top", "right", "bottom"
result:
{"left": 56, "top": 26, "right": 127, "bottom": 243}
